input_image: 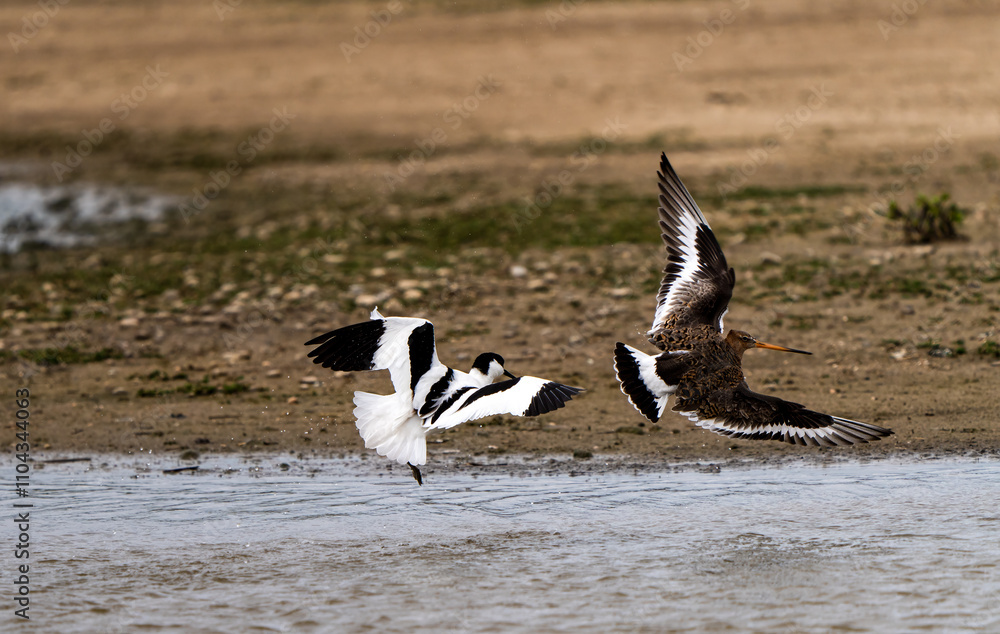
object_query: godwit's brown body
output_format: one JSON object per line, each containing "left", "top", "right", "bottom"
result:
{"left": 614, "top": 154, "right": 893, "bottom": 446}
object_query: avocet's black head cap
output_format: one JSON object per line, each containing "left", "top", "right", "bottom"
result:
{"left": 471, "top": 352, "right": 505, "bottom": 374}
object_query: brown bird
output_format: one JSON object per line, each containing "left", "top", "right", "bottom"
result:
{"left": 614, "top": 154, "right": 893, "bottom": 446}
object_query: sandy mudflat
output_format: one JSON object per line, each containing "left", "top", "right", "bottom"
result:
{"left": 1, "top": 0, "right": 999, "bottom": 469}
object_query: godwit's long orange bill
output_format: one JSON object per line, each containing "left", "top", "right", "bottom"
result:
{"left": 754, "top": 341, "right": 812, "bottom": 355}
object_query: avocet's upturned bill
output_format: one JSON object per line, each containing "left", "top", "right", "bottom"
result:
{"left": 614, "top": 153, "right": 893, "bottom": 447}
{"left": 306, "top": 308, "right": 583, "bottom": 483}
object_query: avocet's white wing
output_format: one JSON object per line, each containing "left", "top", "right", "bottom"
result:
{"left": 305, "top": 309, "right": 444, "bottom": 397}
{"left": 425, "top": 377, "right": 582, "bottom": 430}
{"left": 650, "top": 154, "right": 735, "bottom": 338}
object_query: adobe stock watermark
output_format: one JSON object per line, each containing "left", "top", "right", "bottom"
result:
{"left": 557, "top": 265, "right": 649, "bottom": 360}
{"left": 341, "top": 0, "right": 409, "bottom": 63}
{"left": 716, "top": 84, "right": 833, "bottom": 198}
{"left": 837, "top": 128, "right": 959, "bottom": 243}
{"left": 546, "top": 0, "right": 587, "bottom": 30}
{"left": 512, "top": 115, "right": 628, "bottom": 233}
{"left": 868, "top": 127, "right": 959, "bottom": 213}
{"left": 213, "top": 0, "right": 242, "bottom": 21}
{"left": 382, "top": 75, "right": 502, "bottom": 193}
{"left": 50, "top": 65, "right": 170, "bottom": 182}
{"left": 178, "top": 107, "right": 295, "bottom": 222}
{"left": 49, "top": 267, "right": 134, "bottom": 352}
{"left": 7, "top": 0, "right": 70, "bottom": 54}
{"left": 877, "top": 0, "right": 929, "bottom": 41}
{"left": 673, "top": 0, "right": 751, "bottom": 72}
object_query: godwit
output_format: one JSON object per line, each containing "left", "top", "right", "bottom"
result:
{"left": 307, "top": 308, "right": 583, "bottom": 483}
{"left": 614, "top": 154, "right": 893, "bottom": 446}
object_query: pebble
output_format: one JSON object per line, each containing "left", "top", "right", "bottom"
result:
{"left": 928, "top": 347, "right": 954, "bottom": 358}
{"left": 527, "top": 279, "right": 547, "bottom": 291}
{"left": 120, "top": 317, "right": 140, "bottom": 328}
{"left": 222, "top": 350, "right": 251, "bottom": 364}
{"left": 509, "top": 265, "right": 528, "bottom": 278}
{"left": 265, "top": 369, "right": 281, "bottom": 378}
{"left": 384, "top": 298, "right": 403, "bottom": 312}
{"left": 299, "top": 376, "right": 321, "bottom": 387}
{"left": 403, "top": 289, "right": 423, "bottom": 301}
{"left": 759, "top": 252, "right": 782, "bottom": 265}
{"left": 212, "top": 283, "right": 237, "bottom": 301}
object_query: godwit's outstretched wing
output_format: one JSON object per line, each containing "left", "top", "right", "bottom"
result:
{"left": 650, "top": 153, "right": 735, "bottom": 337}
{"left": 305, "top": 308, "right": 443, "bottom": 397}
{"left": 677, "top": 383, "right": 894, "bottom": 447}
{"left": 426, "top": 378, "right": 582, "bottom": 430}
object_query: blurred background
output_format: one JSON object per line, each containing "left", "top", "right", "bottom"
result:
{"left": 1, "top": 0, "right": 999, "bottom": 456}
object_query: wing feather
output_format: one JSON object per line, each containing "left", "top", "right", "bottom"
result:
{"left": 650, "top": 154, "right": 735, "bottom": 336}
{"left": 427, "top": 377, "right": 582, "bottom": 430}
{"left": 677, "top": 383, "right": 893, "bottom": 446}
{"left": 306, "top": 311, "right": 443, "bottom": 397}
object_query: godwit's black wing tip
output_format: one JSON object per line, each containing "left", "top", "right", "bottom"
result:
{"left": 650, "top": 154, "right": 735, "bottom": 336}
{"left": 679, "top": 384, "right": 893, "bottom": 447}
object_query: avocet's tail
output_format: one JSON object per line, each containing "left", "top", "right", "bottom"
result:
{"left": 352, "top": 391, "right": 427, "bottom": 466}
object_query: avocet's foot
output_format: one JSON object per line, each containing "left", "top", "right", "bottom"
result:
{"left": 408, "top": 462, "right": 423, "bottom": 486}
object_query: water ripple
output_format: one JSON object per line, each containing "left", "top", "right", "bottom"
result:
{"left": 17, "top": 457, "right": 1000, "bottom": 632}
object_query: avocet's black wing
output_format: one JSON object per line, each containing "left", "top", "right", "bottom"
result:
{"left": 306, "top": 308, "right": 444, "bottom": 396}
{"left": 426, "top": 377, "right": 583, "bottom": 430}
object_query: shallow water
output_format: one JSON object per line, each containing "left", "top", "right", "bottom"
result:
{"left": 0, "top": 181, "right": 175, "bottom": 252}
{"left": 20, "top": 456, "right": 1000, "bottom": 633}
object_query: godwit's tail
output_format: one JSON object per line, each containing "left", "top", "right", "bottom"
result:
{"left": 352, "top": 391, "right": 427, "bottom": 466}
{"left": 613, "top": 343, "right": 677, "bottom": 423}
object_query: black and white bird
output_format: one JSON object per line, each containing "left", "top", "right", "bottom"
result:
{"left": 306, "top": 308, "right": 583, "bottom": 483}
{"left": 613, "top": 153, "right": 893, "bottom": 447}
